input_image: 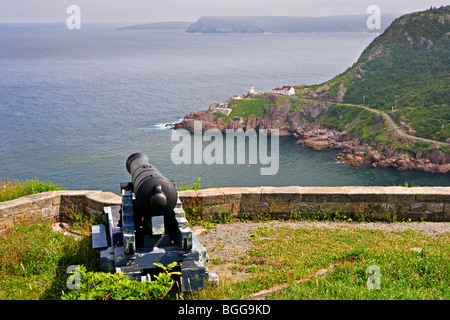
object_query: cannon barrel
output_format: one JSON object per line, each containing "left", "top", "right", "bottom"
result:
{"left": 126, "top": 153, "right": 177, "bottom": 216}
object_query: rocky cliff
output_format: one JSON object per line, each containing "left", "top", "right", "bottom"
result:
{"left": 172, "top": 94, "right": 449, "bottom": 174}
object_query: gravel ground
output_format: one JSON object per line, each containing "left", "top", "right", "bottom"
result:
{"left": 193, "top": 220, "right": 450, "bottom": 281}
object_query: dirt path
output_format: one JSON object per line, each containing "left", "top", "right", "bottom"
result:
{"left": 300, "top": 97, "right": 449, "bottom": 147}
{"left": 336, "top": 102, "right": 449, "bottom": 147}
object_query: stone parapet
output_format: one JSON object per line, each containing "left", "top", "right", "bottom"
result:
{"left": 0, "top": 190, "right": 121, "bottom": 232}
{"left": 1, "top": 186, "right": 449, "bottom": 233}
{"left": 179, "top": 186, "right": 450, "bottom": 222}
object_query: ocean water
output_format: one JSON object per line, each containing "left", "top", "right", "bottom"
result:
{"left": 0, "top": 23, "right": 448, "bottom": 194}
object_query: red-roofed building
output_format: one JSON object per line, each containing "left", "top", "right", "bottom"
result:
{"left": 272, "top": 86, "right": 295, "bottom": 96}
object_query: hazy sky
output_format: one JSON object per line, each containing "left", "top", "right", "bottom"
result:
{"left": 1, "top": 0, "right": 448, "bottom": 23}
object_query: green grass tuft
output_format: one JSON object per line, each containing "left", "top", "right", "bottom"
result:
{"left": 0, "top": 178, "right": 63, "bottom": 203}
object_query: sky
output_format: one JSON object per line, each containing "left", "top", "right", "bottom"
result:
{"left": 1, "top": 0, "right": 448, "bottom": 23}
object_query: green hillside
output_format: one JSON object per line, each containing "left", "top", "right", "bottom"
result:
{"left": 310, "top": 6, "right": 449, "bottom": 141}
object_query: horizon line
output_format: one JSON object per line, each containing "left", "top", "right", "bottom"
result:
{"left": 0, "top": 12, "right": 405, "bottom": 25}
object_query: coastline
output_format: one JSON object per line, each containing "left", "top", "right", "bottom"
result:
{"left": 170, "top": 94, "right": 450, "bottom": 175}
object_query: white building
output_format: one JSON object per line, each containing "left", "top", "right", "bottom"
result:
{"left": 272, "top": 86, "right": 295, "bottom": 96}
{"left": 249, "top": 84, "right": 255, "bottom": 95}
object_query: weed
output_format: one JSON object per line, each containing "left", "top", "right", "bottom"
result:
{"left": 354, "top": 206, "right": 371, "bottom": 222}
{"left": 382, "top": 211, "right": 398, "bottom": 223}
{"left": 214, "top": 209, "right": 233, "bottom": 224}
{"left": 62, "top": 263, "right": 181, "bottom": 300}
{"left": 332, "top": 211, "right": 353, "bottom": 222}
{"left": 249, "top": 210, "right": 273, "bottom": 222}
{"left": 184, "top": 205, "right": 204, "bottom": 226}
{"left": 61, "top": 202, "right": 101, "bottom": 233}
{"left": 289, "top": 207, "right": 304, "bottom": 220}
{"left": 177, "top": 177, "right": 202, "bottom": 191}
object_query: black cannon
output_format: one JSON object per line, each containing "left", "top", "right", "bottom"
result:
{"left": 125, "top": 152, "right": 177, "bottom": 216}
{"left": 91, "top": 153, "right": 216, "bottom": 292}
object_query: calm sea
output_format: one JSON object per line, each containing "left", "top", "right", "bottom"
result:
{"left": 0, "top": 23, "right": 448, "bottom": 194}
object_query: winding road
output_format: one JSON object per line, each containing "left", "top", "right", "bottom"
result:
{"left": 348, "top": 103, "right": 450, "bottom": 147}
{"left": 299, "top": 97, "right": 450, "bottom": 147}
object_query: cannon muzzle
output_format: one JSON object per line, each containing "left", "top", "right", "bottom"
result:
{"left": 126, "top": 153, "right": 177, "bottom": 216}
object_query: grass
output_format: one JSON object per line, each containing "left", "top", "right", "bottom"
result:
{"left": 229, "top": 98, "right": 267, "bottom": 119}
{"left": 192, "top": 225, "right": 449, "bottom": 300}
{"left": 0, "top": 210, "right": 99, "bottom": 300}
{"left": 0, "top": 210, "right": 182, "bottom": 300}
{"left": 0, "top": 178, "right": 63, "bottom": 203}
{"left": 215, "top": 98, "right": 268, "bottom": 122}
{"left": 393, "top": 104, "right": 450, "bottom": 141}
{"left": 1, "top": 191, "right": 448, "bottom": 300}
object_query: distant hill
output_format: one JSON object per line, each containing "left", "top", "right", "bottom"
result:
{"left": 304, "top": 6, "right": 450, "bottom": 141}
{"left": 119, "top": 14, "right": 401, "bottom": 33}
{"left": 174, "top": 7, "right": 449, "bottom": 172}
{"left": 118, "top": 21, "right": 193, "bottom": 31}
{"left": 186, "top": 15, "right": 400, "bottom": 33}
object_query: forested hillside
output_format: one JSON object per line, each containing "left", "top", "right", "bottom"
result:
{"left": 309, "top": 6, "right": 449, "bottom": 141}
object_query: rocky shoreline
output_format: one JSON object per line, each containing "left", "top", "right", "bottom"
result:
{"left": 171, "top": 95, "right": 449, "bottom": 174}
{"left": 292, "top": 124, "right": 450, "bottom": 174}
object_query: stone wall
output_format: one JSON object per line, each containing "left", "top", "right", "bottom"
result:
{"left": 179, "top": 186, "right": 450, "bottom": 222}
{"left": 0, "top": 190, "right": 121, "bottom": 232}
{"left": 1, "top": 186, "right": 449, "bottom": 233}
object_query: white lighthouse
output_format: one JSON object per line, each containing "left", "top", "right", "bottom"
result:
{"left": 249, "top": 84, "right": 255, "bottom": 95}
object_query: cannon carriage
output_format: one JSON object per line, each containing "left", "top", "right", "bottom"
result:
{"left": 91, "top": 153, "right": 216, "bottom": 292}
